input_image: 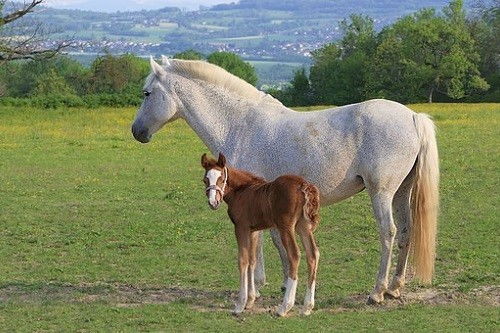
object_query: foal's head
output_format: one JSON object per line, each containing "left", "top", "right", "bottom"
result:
{"left": 201, "top": 153, "right": 228, "bottom": 210}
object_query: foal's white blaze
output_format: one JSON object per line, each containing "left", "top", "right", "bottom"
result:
{"left": 277, "top": 277, "right": 298, "bottom": 316}
{"left": 206, "top": 169, "right": 222, "bottom": 206}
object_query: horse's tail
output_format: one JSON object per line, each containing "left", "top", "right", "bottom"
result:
{"left": 410, "top": 113, "right": 439, "bottom": 284}
{"left": 301, "top": 183, "right": 320, "bottom": 229}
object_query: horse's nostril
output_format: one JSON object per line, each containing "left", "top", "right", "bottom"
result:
{"left": 132, "top": 125, "right": 150, "bottom": 143}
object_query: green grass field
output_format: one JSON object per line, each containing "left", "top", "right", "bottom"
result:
{"left": 0, "top": 104, "right": 498, "bottom": 331}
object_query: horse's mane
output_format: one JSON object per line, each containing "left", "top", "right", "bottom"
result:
{"left": 167, "top": 59, "right": 283, "bottom": 106}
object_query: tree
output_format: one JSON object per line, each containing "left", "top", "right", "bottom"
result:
{"left": 0, "top": 1, "right": 70, "bottom": 62}
{"left": 32, "top": 68, "right": 75, "bottom": 96}
{"left": 0, "top": 55, "right": 88, "bottom": 97}
{"left": 173, "top": 49, "right": 205, "bottom": 60}
{"left": 339, "top": 14, "right": 377, "bottom": 57}
{"left": 288, "top": 68, "right": 311, "bottom": 106}
{"left": 467, "top": 0, "right": 500, "bottom": 101}
{"left": 207, "top": 51, "right": 258, "bottom": 86}
{"left": 309, "top": 15, "right": 376, "bottom": 105}
{"left": 89, "top": 54, "right": 149, "bottom": 94}
{"left": 369, "top": 1, "right": 488, "bottom": 103}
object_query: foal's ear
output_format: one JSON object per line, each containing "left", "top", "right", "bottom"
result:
{"left": 201, "top": 153, "right": 210, "bottom": 168}
{"left": 217, "top": 153, "right": 226, "bottom": 167}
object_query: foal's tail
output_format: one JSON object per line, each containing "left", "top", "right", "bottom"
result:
{"left": 411, "top": 113, "right": 439, "bottom": 284}
{"left": 301, "top": 183, "right": 320, "bottom": 229}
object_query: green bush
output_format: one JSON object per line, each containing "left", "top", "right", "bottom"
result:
{"left": 0, "top": 93, "right": 142, "bottom": 109}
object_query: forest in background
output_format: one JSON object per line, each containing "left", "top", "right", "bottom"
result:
{"left": 0, "top": 0, "right": 497, "bottom": 107}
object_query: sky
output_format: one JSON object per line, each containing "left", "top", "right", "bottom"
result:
{"left": 45, "top": 0, "right": 235, "bottom": 12}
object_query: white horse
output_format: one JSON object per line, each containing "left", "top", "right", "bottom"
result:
{"left": 132, "top": 56, "right": 439, "bottom": 304}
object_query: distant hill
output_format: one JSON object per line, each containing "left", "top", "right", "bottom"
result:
{"left": 13, "top": 0, "right": 473, "bottom": 84}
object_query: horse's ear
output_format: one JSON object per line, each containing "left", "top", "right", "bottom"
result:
{"left": 217, "top": 153, "right": 226, "bottom": 167}
{"left": 150, "top": 56, "right": 166, "bottom": 77}
{"left": 161, "top": 55, "right": 171, "bottom": 67}
{"left": 201, "top": 153, "right": 209, "bottom": 168}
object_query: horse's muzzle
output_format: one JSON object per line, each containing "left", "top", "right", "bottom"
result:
{"left": 131, "top": 124, "right": 151, "bottom": 143}
{"left": 208, "top": 200, "right": 221, "bottom": 210}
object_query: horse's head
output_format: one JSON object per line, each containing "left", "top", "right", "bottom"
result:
{"left": 131, "top": 56, "right": 179, "bottom": 143}
{"left": 201, "top": 153, "right": 227, "bottom": 210}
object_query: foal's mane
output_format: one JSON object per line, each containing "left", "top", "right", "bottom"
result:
{"left": 166, "top": 59, "right": 283, "bottom": 106}
{"left": 229, "top": 167, "right": 266, "bottom": 189}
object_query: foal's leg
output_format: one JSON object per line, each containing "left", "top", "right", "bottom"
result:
{"left": 368, "top": 191, "right": 397, "bottom": 304}
{"left": 234, "top": 227, "right": 250, "bottom": 314}
{"left": 386, "top": 176, "right": 413, "bottom": 299}
{"left": 270, "top": 228, "right": 290, "bottom": 291}
{"left": 297, "top": 223, "right": 320, "bottom": 316}
{"left": 246, "top": 231, "right": 260, "bottom": 309}
{"left": 276, "top": 226, "right": 300, "bottom": 317}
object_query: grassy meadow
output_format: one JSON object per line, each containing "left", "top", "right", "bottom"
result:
{"left": 0, "top": 103, "right": 498, "bottom": 331}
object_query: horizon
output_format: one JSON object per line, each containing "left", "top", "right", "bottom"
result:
{"left": 45, "top": 0, "right": 235, "bottom": 12}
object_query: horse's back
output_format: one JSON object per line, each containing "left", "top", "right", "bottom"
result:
{"left": 288, "top": 99, "right": 420, "bottom": 203}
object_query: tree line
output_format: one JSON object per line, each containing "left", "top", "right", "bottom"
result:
{"left": 0, "top": 0, "right": 497, "bottom": 108}
{"left": 273, "top": 0, "right": 499, "bottom": 105}
{"left": 0, "top": 51, "right": 257, "bottom": 108}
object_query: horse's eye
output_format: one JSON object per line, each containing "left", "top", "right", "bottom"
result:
{"left": 143, "top": 91, "right": 151, "bottom": 97}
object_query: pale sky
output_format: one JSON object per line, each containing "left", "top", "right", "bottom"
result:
{"left": 45, "top": 0, "right": 235, "bottom": 12}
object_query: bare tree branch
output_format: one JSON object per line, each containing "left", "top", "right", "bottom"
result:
{"left": 0, "top": 40, "right": 73, "bottom": 61}
{"left": 0, "top": 0, "right": 72, "bottom": 62}
{"left": 1, "top": 0, "right": 43, "bottom": 25}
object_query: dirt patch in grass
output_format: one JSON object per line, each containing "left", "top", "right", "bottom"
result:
{"left": 0, "top": 282, "right": 497, "bottom": 314}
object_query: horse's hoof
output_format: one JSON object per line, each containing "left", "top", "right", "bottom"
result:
{"left": 301, "top": 307, "right": 313, "bottom": 316}
{"left": 385, "top": 288, "right": 401, "bottom": 299}
{"left": 232, "top": 310, "right": 244, "bottom": 316}
{"left": 367, "top": 294, "right": 384, "bottom": 305}
{"left": 275, "top": 309, "right": 287, "bottom": 317}
{"left": 233, "top": 304, "right": 245, "bottom": 315}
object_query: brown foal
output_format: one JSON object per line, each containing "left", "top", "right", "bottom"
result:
{"left": 201, "top": 153, "right": 320, "bottom": 316}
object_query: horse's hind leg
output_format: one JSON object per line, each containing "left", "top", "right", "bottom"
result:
{"left": 297, "top": 223, "right": 319, "bottom": 316}
{"left": 367, "top": 191, "right": 397, "bottom": 304}
{"left": 270, "top": 228, "right": 291, "bottom": 291}
{"left": 386, "top": 172, "right": 414, "bottom": 299}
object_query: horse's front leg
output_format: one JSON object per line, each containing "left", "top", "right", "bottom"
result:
{"left": 253, "top": 230, "right": 266, "bottom": 292}
{"left": 233, "top": 227, "right": 250, "bottom": 314}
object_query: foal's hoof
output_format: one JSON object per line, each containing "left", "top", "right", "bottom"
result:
{"left": 275, "top": 303, "right": 293, "bottom": 317}
{"left": 245, "top": 298, "right": 256, "bottom": 310}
